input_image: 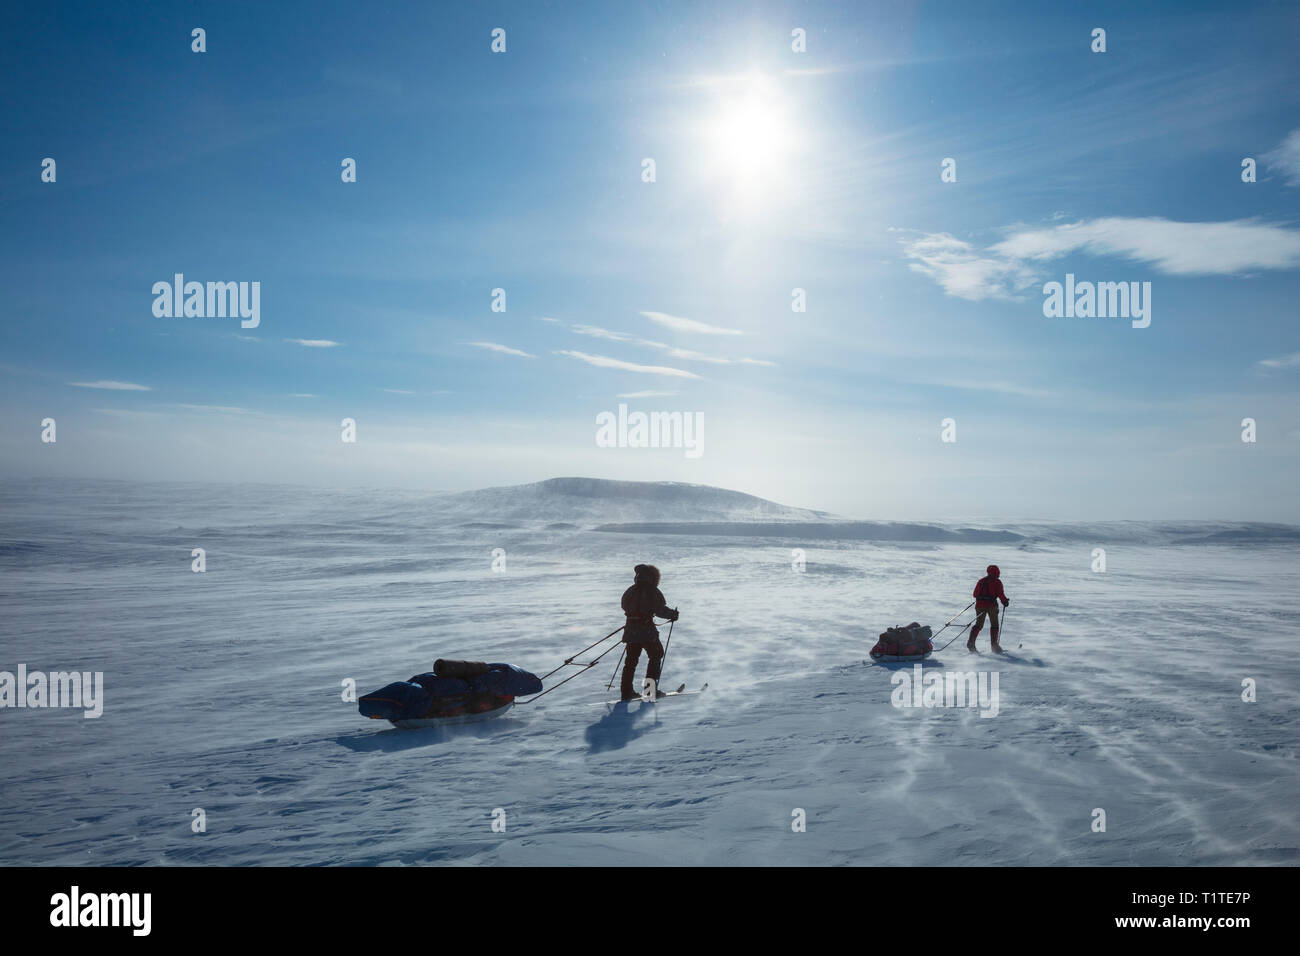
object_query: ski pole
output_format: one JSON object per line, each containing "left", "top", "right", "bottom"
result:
{"left": 1000, "top": 604, "right": 1015, "bottom": 647}
{"left": 658, "top": 612, "right": 676, "bottom": 687}
{"left": 605, "top": 646, "right": 627, "bottom": 691}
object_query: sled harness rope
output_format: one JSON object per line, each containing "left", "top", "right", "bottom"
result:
{"left": 931, "top": 600, "right": 1011, "bottom": 653}
{"left": 931, "top": 600, "right": 977, "bottom": 652}
{"left": 517, "top": 625, "right": 626, "bottom": 705}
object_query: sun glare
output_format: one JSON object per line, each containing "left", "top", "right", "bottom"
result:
{"left": 701, "top": 73, "right": 796, "bottom": 211}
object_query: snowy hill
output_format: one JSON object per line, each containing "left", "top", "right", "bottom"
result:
{"left": 437, "top": 479, "right": 1300, "bottom": 546}
{"left": 5, "top": 476, "right": 1291, "bottom": 549}
{"left": 594, "top": 520, "right": 1025, "bottom": 543}
{"left": 438, "top": 477, "right": 831, "bottom": 524}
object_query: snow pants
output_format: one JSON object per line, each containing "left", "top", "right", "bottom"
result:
{"left": 621, "top": 637, "right": 665, "bottom": 698}
{"left": 969, "top": 604, "right": 1001, "bottom": 644}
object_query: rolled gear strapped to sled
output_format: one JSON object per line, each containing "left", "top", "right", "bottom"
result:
{"left": 869, "top": 622, "right": 934, "bottom": 661}
{"left": 358, "top": 659, "right": 544, "bottom": 726}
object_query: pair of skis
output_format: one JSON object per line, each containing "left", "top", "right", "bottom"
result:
{"left": 599, "top": 682, "right": 708, "bottom": 706}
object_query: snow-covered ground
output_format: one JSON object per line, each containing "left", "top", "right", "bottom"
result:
{"left": 1, "top": 478, "right": 1296, "bottom": 865}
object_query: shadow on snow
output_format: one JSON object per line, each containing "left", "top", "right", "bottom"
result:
{"left": 332, "top": 717, "right": 525, "bottom": 752}
{"left": 584, "top": 701, "right": 659, "bottom": 753}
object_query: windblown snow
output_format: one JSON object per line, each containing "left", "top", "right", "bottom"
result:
{"left": 1, "top": 477, "right": 1296, "bottom": 866}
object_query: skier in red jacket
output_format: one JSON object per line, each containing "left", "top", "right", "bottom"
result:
{"left": 967, "top": 564, "right": 1010, "bottom": 652}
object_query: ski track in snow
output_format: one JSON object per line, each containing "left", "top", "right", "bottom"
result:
{"left": 1, "top": 481, "right": 1297, "bottom": 866}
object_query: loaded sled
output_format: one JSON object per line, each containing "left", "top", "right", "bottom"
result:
{"left": 358, "top": 659, "right": 543, "bottom": 727}
{"left": 869, "top": 622, "right": 934, "bottom": 661}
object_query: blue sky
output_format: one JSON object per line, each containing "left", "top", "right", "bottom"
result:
{"left": 2, "top": 0, "right": 1299, "bottom": 520}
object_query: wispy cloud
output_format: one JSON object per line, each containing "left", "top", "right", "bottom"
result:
{"left": 381, "top": 388, "right": 415, "bottom": 395}
{"left": 288, "top": 393, "right": 319, "bottom": 398}
{"left": 640, "top": 310, "right": 743, "bottom": 336}
{"left": 285, "top": 338, "right": 340, "bottom": 348}
{"left": 910, "top": 377, "right": 1056, "bottom": 399}
{"left": 467, "top": 341, "right": 535, "bottom": 358}
{"left": 69, "top": 380, "right": 152, "bottom": 391}
{"left": 1258, "top": 351, "right": 1300, "bottom": 370}
{"left": 618, "top": 390, "right": 679, "bottom": 398}
{"left": 664, "top": 347, "right": 776, "bottom": 367}
{"left": 1263, "top": 129, "right": 1300, "bottom": 187}
{"left": 572, "top": 324, "right": 772, "bottom": 366}
{"left": 573, "top": 324, "right": 646, "bottom": 344}
{"left": 900, "top": 234, "right": 1038, "bottom": 301}
{"left": 556, "top": 350, "right": 702, "bottom": 379}
{"left": 89, "top": 408, "right": 164, "bottom": 418}
{"left": 903, "top": 217, "right": 1300, "bottom": 301}
{"left": 991, "top": 217, "right": 1300, "bottom": 276}
{"left": 171, "top": 403, "right": 251, "bottom": 414}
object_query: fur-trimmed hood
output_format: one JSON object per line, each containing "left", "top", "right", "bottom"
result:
{"left": 633, "top": 563, "right": 660, "bottom": 588}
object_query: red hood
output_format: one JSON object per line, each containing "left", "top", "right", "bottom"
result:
{"left": 986, "top": 565, "right": 1000, "bottom": 577}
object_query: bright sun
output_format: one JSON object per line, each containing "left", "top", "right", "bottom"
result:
{"left": 701, "top": 74, "right": 795, "bottom": 209}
